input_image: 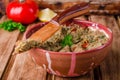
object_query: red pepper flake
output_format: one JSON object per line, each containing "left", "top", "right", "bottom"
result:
{"left": 82, "top": 41, "right": 88, "bottom": 48}
{"left": 71, "top": 28, "right": 77, "bottom": 32}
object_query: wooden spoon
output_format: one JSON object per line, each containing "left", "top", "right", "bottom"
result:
{"left": 30, "top": 2, "right": 90, "bottom": 42}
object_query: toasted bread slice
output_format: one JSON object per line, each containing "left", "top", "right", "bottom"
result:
{"left": 29, "top": 20, "right": 60, "bottom": 42}
{"left": 14, "top": 21, "right": 61, "bottom": 54}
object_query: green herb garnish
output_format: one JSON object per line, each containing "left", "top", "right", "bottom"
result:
{"left": 99, "top": 35, "right": 105, "bottom": 39}
{"left": 0, "top": 20, "right": 26, "bottom": 32}
{"left": 61, "top": 34, "right": 73, "bottom": 47}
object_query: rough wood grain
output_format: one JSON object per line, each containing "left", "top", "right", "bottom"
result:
{"left": 0, "top": 16, "right": 20, "bottom": 79}
{"left": 1, "top": 33, "right": 24, "bottom": 80}
{"left": 89, "top": 15, "right": 120, "bottom": 80}
{"left": 5, "top": 53, "right": 47, "bottom": 80}
{"left": 118, "top": 16, "right": 120, "bottom": 28}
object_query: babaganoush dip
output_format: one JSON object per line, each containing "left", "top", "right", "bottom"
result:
{"left": 15, "top": 22, "right": 109, "bottom": 53}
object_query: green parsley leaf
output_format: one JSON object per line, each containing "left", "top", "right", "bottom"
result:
{"left": 61, "top": 34, "right": 73, "bottom": 47}
{"left": 0, "top": 20, "right": 26, "bottom": 32}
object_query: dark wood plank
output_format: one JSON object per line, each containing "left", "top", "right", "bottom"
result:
{"left": 0, "top": 16, "right": 20, "bottom": 79}
{"left": 89, "top": 15, "right": 120, "bottom": 80}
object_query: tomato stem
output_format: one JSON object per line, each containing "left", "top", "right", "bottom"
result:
{"left": 19, "top": 0, "right": 25, "bottom": 3}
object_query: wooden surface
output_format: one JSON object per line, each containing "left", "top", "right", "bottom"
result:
{"left": 0, "top": 16, "right": 20, "bottom": 78}
{"left": 0, "top": 15, "right": 120, "bottom": 80}
{"left": 0, "top": 0, "right": 120, "bottom": 80}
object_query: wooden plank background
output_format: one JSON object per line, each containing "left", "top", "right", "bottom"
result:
{"left": 0, "top": 16, "right": 20, "bottom": 79}
{"left": 0, "top": 0, "right": 120, "bottom": 80}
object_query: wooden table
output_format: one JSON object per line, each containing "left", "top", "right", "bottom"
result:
{"left": 0, "top": 15, "right": 120, "bottom": 80}
{"left": 0, "top": 1, "right": 120, "bottom": 80}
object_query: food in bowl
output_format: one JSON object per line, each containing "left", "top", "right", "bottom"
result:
{"left": 15, "top": 20, "right": 109, "bottom": 53}
{"left": 14, "top": 2, "right": 112, "bottom": 77}
{"left": 15, "top": 20, "right": 112, "bottom": 77}
{"left": 60, "top": 23, "right": 109, "bottom": 53}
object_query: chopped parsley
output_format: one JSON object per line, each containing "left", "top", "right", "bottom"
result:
{"left": 0, "top": 20, "right": 26, "bottom": 32}
{"left": 61, "top": 34, "right": 73, "bottom": 47}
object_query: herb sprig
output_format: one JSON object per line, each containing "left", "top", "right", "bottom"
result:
{"left": 61, "top": 34, "right": 73, "bottom": 47}
{"left": 0, "top": 20, "right": 26, "bottom": 32}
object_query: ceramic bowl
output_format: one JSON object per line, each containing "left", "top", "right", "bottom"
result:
{"left": 23, "top": 20, "right": 113, "bottom": 77}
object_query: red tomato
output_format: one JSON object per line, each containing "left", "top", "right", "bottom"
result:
{"left": 6, "top": 0, "right": 38, "bottom": 24}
